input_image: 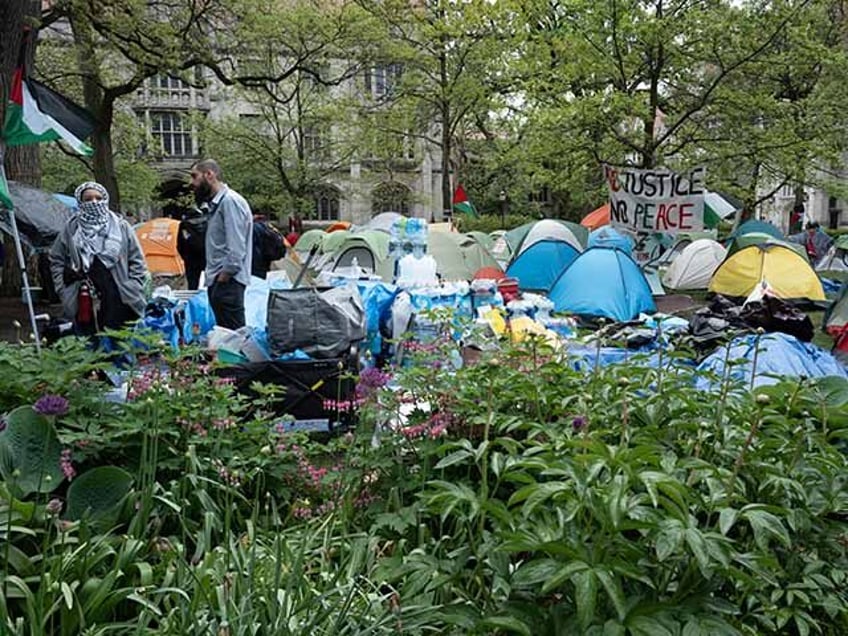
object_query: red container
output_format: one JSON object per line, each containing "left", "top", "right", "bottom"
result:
{"left": 497, "top": 277, "right": 520, "bottom": 304}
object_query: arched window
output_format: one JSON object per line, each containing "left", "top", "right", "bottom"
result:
{"left": 372, "top": 182, "right": 411, "bottom": 216}
{"left": 313, "top": 185, "right": 341, "bottom": 221}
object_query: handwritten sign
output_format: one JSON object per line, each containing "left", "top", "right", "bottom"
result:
{"left": 604, "top": 165, "right": 705, "bottom": 234}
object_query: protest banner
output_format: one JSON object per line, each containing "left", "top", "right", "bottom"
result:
{"left": 604, "top": 165, "right": 705, "bottom": 234}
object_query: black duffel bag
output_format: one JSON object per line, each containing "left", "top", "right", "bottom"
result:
{"left": 267, "top": 286, "right": 366, "bottom": 359}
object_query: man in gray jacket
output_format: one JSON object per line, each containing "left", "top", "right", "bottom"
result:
{"left": 190, "top": 159, "right": 253, "bottom": 329}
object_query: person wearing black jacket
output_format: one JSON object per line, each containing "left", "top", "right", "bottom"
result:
{"left": 177, "top": 204, "right": 208, "bottom": 290}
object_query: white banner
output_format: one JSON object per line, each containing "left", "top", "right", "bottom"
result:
{"left": 604, "top": 165, "right": 705, "bottom": 234}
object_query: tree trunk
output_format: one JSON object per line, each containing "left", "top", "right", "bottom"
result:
{"left": 71, "top": 12, "right": 121, "bottom": 208}
{"left": 1, "top": 1, "right": 41, "bottom": 297}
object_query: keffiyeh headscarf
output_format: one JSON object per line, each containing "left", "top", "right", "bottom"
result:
{"left": 72, "top": 182, "right": 122, "bottom": 269}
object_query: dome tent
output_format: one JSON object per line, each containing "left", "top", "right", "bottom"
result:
{"left": 709, "top": 242, "right": 825, "bottom": 301}
{"left": 505, "top": 239, "right": 581, "bottom": 293}
{"left": 135, "top": 217, "right": 184, "bottom": 276}
{"left": 588, "top": 226, "right": 634, "bottom": 254}
{"left": 662, "top": 239, "right": 726, "bottom": 290}
{"left": 518, "top": 219, "right": 584, "bottom": 254}
{"left": 428, "top": 231, "right": 499, "bottom": 281}
{"left": 816, "top": 234, "right": 848, "bottom": 273}
{"left": 549, "top": 247, "right": 656, "bottom": 321}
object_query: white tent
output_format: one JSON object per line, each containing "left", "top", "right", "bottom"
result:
{"left": 816, "top": 238, "right": 848, "bottom": 273}
{"left": 662, "top": 239, "right": 727, "bottom": 290}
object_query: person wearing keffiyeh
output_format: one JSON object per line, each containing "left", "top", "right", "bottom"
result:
{"left": 49, "top": 181, "right": 149, "bottom": 333}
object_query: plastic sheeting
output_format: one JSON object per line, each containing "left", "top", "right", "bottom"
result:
{"left": 355, "top": 280, "right": 398, "bottom": 355}
{"left": 0, "top": 181, "right": 70, "bottom": 249}
{"left": 694, "top": 332, "right": 847, "bottom": 390}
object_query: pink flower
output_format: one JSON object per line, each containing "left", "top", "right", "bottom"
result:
{"left": 60, "top": 448, "right": 76, "bottom": 481}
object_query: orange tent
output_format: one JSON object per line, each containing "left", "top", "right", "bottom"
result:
{"left": 135, "top": 218, "right": 185, "bottom": 276}
{"left": 581, "top": 203, "right": 610, "bottom": 230}
{"left": 326, "top": 221, "right": 351, "bottom": 233}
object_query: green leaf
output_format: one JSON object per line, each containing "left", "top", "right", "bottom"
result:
{"left": 718, "top": 508, "right": 738, "bottom": 536}
{"left": 541, "top": 561, "right": 590, "bottom": 595}
{"left": 477, "top": 615, "right": 532, "bottom": 636}
{"left": 0, "top": 406, "right": 63, "bottom": 496}
{"left": 656, "top": 522, "right": 683, "bottom": 561}
{"left": 514, "top": 481, "right": 571, "bottom": 515}
{"left": 61, "top": 581, "right": 74, "bottom": 610}
{"left": 684, "top": 528, "right": 712, "bottom": 577}
{"left": 512, "top": 558, "right": 561, "bottom": 588}
{"left": 595, "top": 569, "right": 626, "bottom": 621}
{"left": 574, "top": 569, "right": 598, "bottom": 630}
{"left": 434, "top": 449, "right": 473, "bottom": 470}
{"left": 741, "top": 507, "right": 790, "bottom": 551}
{"left": 66, "top": 466, "right": 133, "bottom": 522}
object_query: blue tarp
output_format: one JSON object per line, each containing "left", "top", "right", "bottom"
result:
{"left": 695, "top": 332, "right": 847, "bottom": 389}
{"left": 356, "top": 280, "right": 398, "bottom": 355}
{"left": 549, "top": 247, "right": 656, "bottom": 321}
{"left": 506, "top": 240, "right": 580, "bottom": 293}
{"left": 588, "top": 227, "right": 634, "bottom": 254}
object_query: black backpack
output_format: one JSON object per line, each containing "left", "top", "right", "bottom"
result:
{"left": 256, "top": 221, "right": 286, "bottom": 262}
{"left": 178, "top": 214, "right": 208, "bottom": 258}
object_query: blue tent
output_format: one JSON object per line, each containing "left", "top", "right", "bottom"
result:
{"left": 53, "top": 193, "right": 78, "bottom": 210}
{"left": 549, "top": 247, "right": 656, "bottom": 321}
{"left": 695, "top": 333, "right": 847, "bottom": 390}
{"left": 588, "top": 226, "right": 634, "bottom": 254}
{"left": 505, "top": 239, "right": 580, "bottom": 292}
{"left": 730, "top": 219, "right": 783, "bottom": 241}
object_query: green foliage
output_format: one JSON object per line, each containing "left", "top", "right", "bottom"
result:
{"left": 3, "top": 318, "right": 848, "bottom": 633}
{"left": 65, "top": 466, "right": 133, "bottom": 523}
{"left": 0, "top": 407, "right": 63, "bottom": 498}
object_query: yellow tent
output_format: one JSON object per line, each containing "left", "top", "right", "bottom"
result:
{"left": 135, "top": 218, "right": 184, "bottom": 276}
{"left": 709, "top": 242, "right": 825, "bottom": 300}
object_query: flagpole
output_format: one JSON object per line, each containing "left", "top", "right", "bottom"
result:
{"left": 0, "top": 144, "right": 41, "bottom": 353}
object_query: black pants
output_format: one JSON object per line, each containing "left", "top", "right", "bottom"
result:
{"left": 208, "top": 278, "right": 245, "bottom": 329}
{"left": 185, "top": 261, "right": 204, "bottom": 290}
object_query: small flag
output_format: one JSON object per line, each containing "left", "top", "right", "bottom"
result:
{"left": 452, "top": 184, "right": 478, "bottom": 217}
{"left": 3, "top": 30, "right": 95, "bottom": 157}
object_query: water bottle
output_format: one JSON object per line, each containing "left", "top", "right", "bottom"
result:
{"left": 77, "top": 282, "right": 93, "bottom": 326}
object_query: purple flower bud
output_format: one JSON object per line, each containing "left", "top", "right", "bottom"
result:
{"left": 34, "top": 395, "right": 69, "bottom": 417}
{"left": 571, "top": 415, "right": 587, "bottom": 432}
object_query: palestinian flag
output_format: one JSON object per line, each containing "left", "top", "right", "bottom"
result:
{"left": 452, "top": 184, "right": 478, "bottom": 217}
{"left": 4, "top": 67, "right": 95, "bottom": 158}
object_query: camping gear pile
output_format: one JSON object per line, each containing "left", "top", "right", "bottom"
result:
{"left": 17, "top": 203, "right": 848, "bottom": 427}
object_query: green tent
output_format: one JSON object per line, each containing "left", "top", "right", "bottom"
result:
{"left": 505, "top": 219, "right": 589, "bottom": 257}
{"left": 727, "top": 233, "right": 806, "bottom": 259}
{"left": 324, "top": 230, "right": 393, "bottom": 280}
{"left": 294, "top": 229, "right": 327, "bottom": 254}
{"left": 466, "top": 230, "right": 494, "bottom": 250}
{"left": 428, "top": 232, "right": 500, "bottom": 281}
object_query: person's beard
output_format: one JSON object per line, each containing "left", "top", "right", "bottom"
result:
{"left": 194, "top": 178, "right": 213, "bottom": 203}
